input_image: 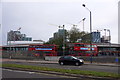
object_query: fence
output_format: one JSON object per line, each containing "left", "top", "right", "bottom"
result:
{"left": 45, "top": 56, "right": 119, "bottom": 63}
{"left": 2, "top": 50, "right": 45, "bottom": 60}
{"left": 2, "top": 51, "right": 120, "bottom": 63}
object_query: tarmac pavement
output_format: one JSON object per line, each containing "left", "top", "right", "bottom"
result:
{"left": 1, "top": 58, "right": 120, "bottom": 80}
{"left": 1, "top": 58, "right": 120, "bottom": 67}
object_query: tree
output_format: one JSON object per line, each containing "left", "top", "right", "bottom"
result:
{"left": 45, "top": 26, "right": 90, "bottom": 47}
{"left": 81, "top": 33, "right": 91, "bottom": 43}
{"left": 68, "top": 26, "right": 88, "bottom": 43}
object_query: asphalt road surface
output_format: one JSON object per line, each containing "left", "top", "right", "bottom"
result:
{"left": 2, "top": 68, "right": 77, "bottom": 78}
{"left": 2, "top": 61, "right": 119, "bottom": 74}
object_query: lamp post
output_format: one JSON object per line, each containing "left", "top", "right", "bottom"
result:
{"left": 7, "top": 31, "right": 12, "bottom": 59}
{"left": 107, "top": 29, "right": 111, "bottom": 55}
{"left": 82, "top": 4, "right": 92, "bottom": 63}
{"left": 82, "top": 18, "right": 86, "bottom": 32}
{"left": 104, "top": 29, "right": 107, "bottom": 39}
{"left": 79, "top": 18, "right": 86, "bottom": 32}
{"left": 59, "top": 25, "right": 65, "bottom": 56}
{"left": 107, "top": 29, "right": 111, "bottom": 43}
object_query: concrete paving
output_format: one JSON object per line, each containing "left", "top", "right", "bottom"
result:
{"left": 1, "top": 58, "right": 119, "bottom": 80}
{"left": 1, "top": 58, "right": 120, "bottom": 67}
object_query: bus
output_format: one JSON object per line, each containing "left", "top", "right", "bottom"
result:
{"left": 2, "top": 44, "right": 58, "bottom": 56}
{"left": 2, "top": 43, "right": 98, "bottom": 56}
{"left": 67, "top": 43, "right": 98, "bottom": 56}
{"left": 28, "top": 44, "right": 58, "bottom": 56}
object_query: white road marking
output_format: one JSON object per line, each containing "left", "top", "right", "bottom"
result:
{"left": 2, "top": 68, "right": 34, "bottom": 74}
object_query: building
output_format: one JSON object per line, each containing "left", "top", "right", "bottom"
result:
{"left": 101, "top": 36, "right": 110, "bottom": 43}
{"left": 7, "top": 41, "right": 43, "bottom": 45}
{"left": 7, "top": 30, "right": 32, "bottom": 45}
{"left": 81, "top": 32, "right": 101, "bottom": 43}
{"left": 92, "top": 32, "right": 101, "bottom": 43}
{"left": 58, "top": 29, "right": 66, "bottom": 36}
{"left": 54, "top": 29, "right": 66, "bottom": 38}
{"left": 49, "top": 29, "right": 66, "bottom": 41}
{"left": 49, "top": 37, "right": 54, "bottom": 41}
{"left": 96, "top": 43, "right": 120, "bottom": 56}
{"left": 118, "top": 1, "right": 120, "bottom": 44}
{"left": 7, "top": 30, "right": 21, "bottom": 41}
{"left": 53, "top": 32, "right": 59, "bottom": 39}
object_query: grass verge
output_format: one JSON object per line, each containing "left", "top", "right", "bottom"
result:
{"left": 2, "top": 63, "right": 120, "bottom": 78}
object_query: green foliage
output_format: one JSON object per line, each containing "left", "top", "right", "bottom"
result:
{"left": 68, "top": 27, "right": 88, "bottom": 43}
{"left": 81, "top": 33, "right": 91, "bottom": 43}
{"left": 49, "top": 37, "right": 63, "bottom": 45}
{"left": 46, "top": 27, "right": 89, "bottom": 44}
{"left": 68, "top": 27, "right": 80, "bottom": 43}
{"left": 2, "top": 63, "right": 120, "bottom": 78}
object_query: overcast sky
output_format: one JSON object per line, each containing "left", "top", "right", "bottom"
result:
{"left": 1, "top": 0, "right": 119, "bottom": 45}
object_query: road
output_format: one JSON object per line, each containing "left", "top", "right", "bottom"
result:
{"left": 2, "top": 68, "right": 99, "bottom": 80}
{"left": 2, "top": 61, "right": 119, "bottom": 74}
{"left": 2, "top": 68, "right": 77, "bottom": 78}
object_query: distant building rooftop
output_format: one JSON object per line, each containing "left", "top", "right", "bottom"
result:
{"left": 7, "top": 41, "right": 43, "bottom": 45}
{"left": 95, "top": 43, "right": 120, "bottom": 47}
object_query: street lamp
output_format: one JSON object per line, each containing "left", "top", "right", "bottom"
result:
{"left": 104, "top": 29, "right": 107, "bottom": 38}
{"left": 79, "top": 18, "right": 86, "bottom": 32}
{"left": 59, "top": 25, "right": 65, "bottom": 56}
{"left": 49, "top": 24, "right": 66, "bottom": 56}
{"left": 82, "top": 18, "right": 86, "bottom": 32}
{"left": 107, "top": 29, "right": 111, "bottom": 55}
{"left": 82, "top": 4, "right": 92, "bottom": 63}
{"left": 107, "top": 29, "right": 111, "bottom": 43}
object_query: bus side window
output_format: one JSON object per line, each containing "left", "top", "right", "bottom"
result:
{"left": 75, "top": 44, "right": 84, "bottom": 47}
{"left": 80, "top": 44, "right": 84, "bottom": 47}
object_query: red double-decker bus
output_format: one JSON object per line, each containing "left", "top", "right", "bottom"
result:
{"left": 68, "top": 43, "right": 98, "bottom": 56}
{"left": 28, "top": 44, "right": 58, "bottom": 56}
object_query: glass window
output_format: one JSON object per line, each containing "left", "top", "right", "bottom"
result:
{"left": 26, "top": 48, "right": 28, "bottom": 50}
{"left": 75, "top": 44, "right": 84, "bottom": 47}
{"left": 84, "top": 45, "right": 97, "bottom": 47}
{"left": 43, "top": 51, "right": 51, "bottom": 53}
{"left": 72, "top": 56, "right": 77, "bottom": 59}
{"left": 84, "top": 45, "right": 90, "bottom": 47}
{"left": 67, "top": 56, "right": 73, "bottom": 59}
